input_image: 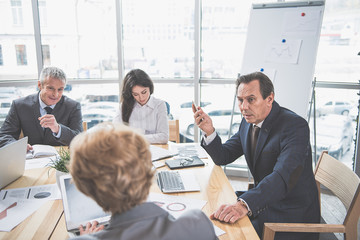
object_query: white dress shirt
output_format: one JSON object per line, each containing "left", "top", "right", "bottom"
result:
{"left": 39, "top": 95, "right": 61, "bottom": 138}
{"left": 113, "top": 96, "right": 169, "bottom": 144}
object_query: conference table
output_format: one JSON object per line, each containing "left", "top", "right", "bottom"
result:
{"left": 0, "top": 144, "right": 259, "bottom": 240}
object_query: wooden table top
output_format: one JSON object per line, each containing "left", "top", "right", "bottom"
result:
{"left": 0, "top": 145, "right": 259, "bottom": 240}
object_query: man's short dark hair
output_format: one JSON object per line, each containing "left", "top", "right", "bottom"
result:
{"left": 236, "top": 72, "right": 274, "bottom": 99}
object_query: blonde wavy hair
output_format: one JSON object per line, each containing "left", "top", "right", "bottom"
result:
{"left": 69, "top": 122, "right": 154, "bottom": 214}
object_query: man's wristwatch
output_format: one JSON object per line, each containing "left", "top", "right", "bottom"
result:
{"left": 237, "top": 198, "right": 252, "bottom": 216}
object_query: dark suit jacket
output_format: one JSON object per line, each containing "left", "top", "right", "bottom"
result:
{"left": 202, "top": 101, "right": 320, "bottom": 240}
{"left": 71, "top": 202, "right": 217, "bottom": 240}
{"left": 0, "top": 93, "right": 83, "bottom": 147}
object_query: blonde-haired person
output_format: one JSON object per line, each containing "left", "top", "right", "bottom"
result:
{"left": 69, "top": 122, "right": 217, "bottom": 240}
{"left": 113, "top": 69, "right": 169, "bottom": 144}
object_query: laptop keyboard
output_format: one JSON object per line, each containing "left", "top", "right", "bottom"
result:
{"left": 157, "top": 171, "right": 185, "bottom": 191}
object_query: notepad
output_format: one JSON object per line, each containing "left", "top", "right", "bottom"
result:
{"left": 165, "top": 156, "right": 205, "bottom": 170}
{"left": 150, "top": 145, "right": 177, "bottom": 161}
{"left": 26, "top": 145, "right": 58, "bottom": 159}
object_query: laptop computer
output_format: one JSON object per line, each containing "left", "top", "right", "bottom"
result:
{"left": 59, "top": 174, "right": 111, "bottom": 237}
{"left": 0, "top": 137, "right": 27, "bottom": 189}
{"left": 156, "top": 170, "right": 201, "bottom": 193}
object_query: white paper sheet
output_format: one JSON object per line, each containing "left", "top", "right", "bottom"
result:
{"left": 25, "top": 156, "right": 56, "bottom": 170}
{"left": 147, "top": 193, "right": 225, "bottom": 237}
{"left": 0, "top": 184, "right": 61, "bottom": 201}
{"left": 152, "top": 161, "right": 166, "bottom": 169}
{"left": 214, "top": 225, "right": 226, "bottom": 237}
{"left": 150, "top": 145, "right": 178, "bottom": 161}
{"left": 0, "top": 198, "right": 47, "bottom": 231}
{"left": 167, "top": 142, "right": 208, "bottom": 159}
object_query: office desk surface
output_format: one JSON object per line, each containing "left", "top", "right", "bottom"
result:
{"left": 0, "top": 147, "right": 259, "bottom": 240}
{"left": 0, "top": 167, "right": 63, "bottom": 240}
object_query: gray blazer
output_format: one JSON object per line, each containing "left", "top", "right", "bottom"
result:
{"left": 72, "top": 202, "right": 218, "bottom": 240}
{"left": 0, "top": 93, "right": 83, "bottom": 147}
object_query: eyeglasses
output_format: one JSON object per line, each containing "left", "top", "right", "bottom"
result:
{"left": 179, "top": 157, "right": 194, "bottom": 166}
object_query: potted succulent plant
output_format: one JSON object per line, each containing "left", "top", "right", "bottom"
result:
{"left": 47, "top": 147, "right": 70, "bottom": 188}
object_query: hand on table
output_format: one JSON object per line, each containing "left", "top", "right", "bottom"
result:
{"left": 210, "top": 202, "right": 248, "bottom": 224}
{"left": 27, "top": 144, "right": 33, "bottom": 152}
{"left": 79, "top": 221, "right": 105, "bottom": 235}
{"left": 38, "top": 114, "right": 60, "bottom": 134}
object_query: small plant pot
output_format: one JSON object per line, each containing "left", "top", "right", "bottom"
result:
{"left": 56, "top": 170, "right": 69, "bottom": 190}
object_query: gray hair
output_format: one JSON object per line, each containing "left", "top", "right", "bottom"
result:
{"left": 39, "top": 67, "right": 67, "bottom": 85}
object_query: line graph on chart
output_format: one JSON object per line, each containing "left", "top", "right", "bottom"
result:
{"left": 265, "top": 39, "right": 302, "bottom": 64}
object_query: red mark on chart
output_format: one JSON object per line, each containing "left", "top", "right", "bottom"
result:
{"left": 0, "top": 202, "right": 17, "bottom": 220}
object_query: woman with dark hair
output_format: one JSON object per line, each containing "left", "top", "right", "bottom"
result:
{"left": 113, "top": 69, "right": 169, "bottom": 144}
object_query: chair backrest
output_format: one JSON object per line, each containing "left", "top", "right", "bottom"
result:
{"left": 168, "top": 119, "right": 180, "bottom": 143}
{"left": 19, "top": 129, "right": 24, "bottom": 139}
{"left": 82, "top": 121, "right": 88, "bottom": 131}
{"left": 315, "top": 151, "right": 360, "bottom": 237}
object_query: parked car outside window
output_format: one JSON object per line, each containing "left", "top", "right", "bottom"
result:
{"left": 82, "top": 109, "right": 116, "bottom": 129}
{"left": 311, "top": 114, "right": 354, "bottom": 160}
{"left": 316, "top": 101, "right": 353, "bottom": 116}
{"left": 183, "top": 106, "right": 242, "bottom": 137}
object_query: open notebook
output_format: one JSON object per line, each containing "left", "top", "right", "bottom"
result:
{"left": 58, "top": 174, "right": 111, "bottom": 237}
{"left": 150, "top": 145, "right": 178, "bottom": 161}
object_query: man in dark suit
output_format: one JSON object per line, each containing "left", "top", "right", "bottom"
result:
{"left": 0, "top": 67, "right": 83, "bottom": 150}
{"left": 193, "top": 72, "right": 320, "bottom": 240}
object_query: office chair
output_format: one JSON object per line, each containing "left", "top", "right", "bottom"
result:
{"left": 263, "top": 151, "right": 360, "bottom": 240}
{"left": 168, "top": 119, "right": 180, "bottom": 143}
{"left": 82, "top": 121, "right": 87, "bottom": 131}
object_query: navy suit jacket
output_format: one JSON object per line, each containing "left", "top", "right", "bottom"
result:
{"left": 202, "top": 101, "right": 320, "bottom": 240}
{"left": 0, "top": 93, "right": 83, "bottom": 147}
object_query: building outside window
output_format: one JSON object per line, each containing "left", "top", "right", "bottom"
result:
{"left": 122, "top": 0, "right": 194, "bottom": 78}
{"left": 11, "top": 0, "right": 23, "bottom": 26}
{"left": 15, "top": 44, "right": 27, "bottom": 65}
{"left": 42, "top": 44, "right": 51, "bottom": 66}
{"left": 0, "top": 45, "right": 3, "bottom": 65}
{"left": 38, "top": 0, "right": 47, "bottom": 27}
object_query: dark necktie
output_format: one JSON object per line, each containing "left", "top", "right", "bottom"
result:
{"left": 44, "top": 107, "right": 53, "bottom": 114}
{"left": 250, "top": 125, "right": 260, "bottom": 160}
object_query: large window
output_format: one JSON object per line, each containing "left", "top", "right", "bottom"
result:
{"left": 0, "top": 0, "right": 36, "bottom": 79}
{"left": 0, "top": 0, "right": 359, "bottom": 173}
{"left": 122, "top": 0, "right": 194, "bottom": 78}
{"left": 315, "top": 1, "right": 360, "bottom": 83}
{"left": 38, "top": 0, "right": 118, "bottom": 79}
{"left": 201, "top": 0, "right": 251, "bottom": 78}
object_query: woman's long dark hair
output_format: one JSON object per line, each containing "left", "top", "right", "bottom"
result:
{"left": 121, "top": 69, "right": 154, "bottom": 123}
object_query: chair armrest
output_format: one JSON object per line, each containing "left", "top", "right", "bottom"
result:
{"left": 263, "top": 223, "right": 345, "bottom": 240}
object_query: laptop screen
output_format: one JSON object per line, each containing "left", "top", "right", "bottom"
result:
{"left": 0, "top": 137, "right": 27, "bottom": 189}
{"left": 59, "top": 175, "right": 111, "bottom": 231}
